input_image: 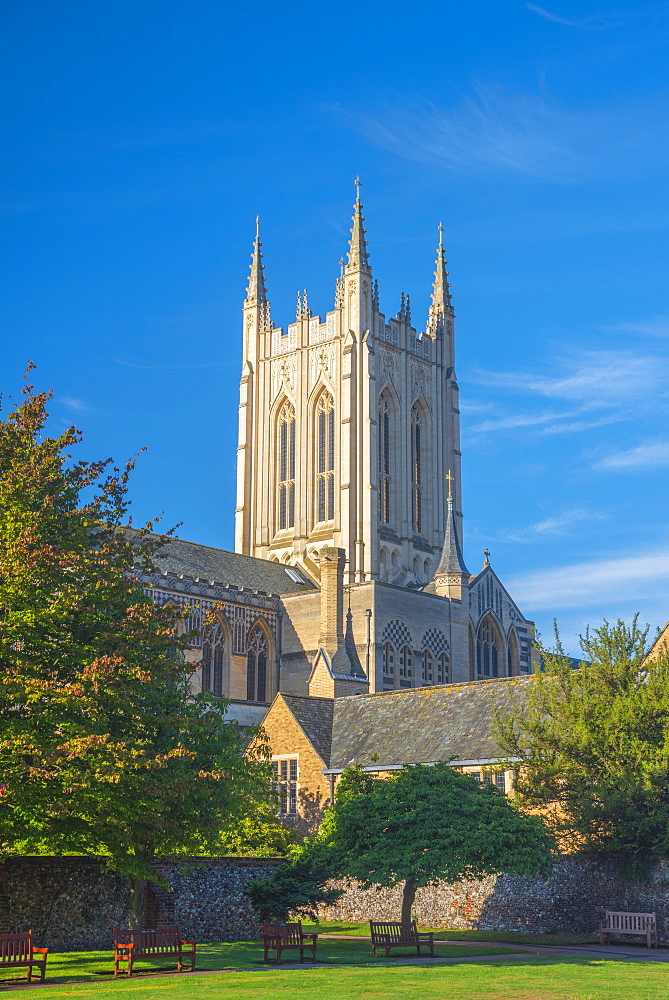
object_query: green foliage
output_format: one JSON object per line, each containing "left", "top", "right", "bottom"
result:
{"left": 0, "top": 371, "right": 271, "bottom": 921}
{"left": 495, "top": 617, "right": 669, "bottom": 869}
{"left": 248, "top": 763, "right": 555, "bottom": 921}
{"left": 246, "top": 842, "right": 342, "bottom": 921}
{"left": 215, "top": 809, "right": 303, "bottom": 858}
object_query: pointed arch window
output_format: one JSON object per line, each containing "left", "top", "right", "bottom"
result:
{"left": 379, "top": 395, "right": 391, "bottom": 524}
{"left": 247, "top": 624, "right": 269, "bottom": 702}
{"left": 200, "top": 621, "right": 226, "bottom": 696}
{"left": 316, "top": 392, "right": 335, "bottom": 523}
{"left": 477, "top": 617, "right": 501, "bottom": 678}
{"left": 411, "top": 405, "right": 423, "bottom": 533}
{"left": 437, "top": 652, "right": 450, "bottom": 684}
{"left": 277, "top": 402, "right": 296, "bottom": 531}
{"left": 382, "top": 642, "right": 395, "bottom": 689}
{"left": 422, "top": 649, "right": 434, "bottom": 685}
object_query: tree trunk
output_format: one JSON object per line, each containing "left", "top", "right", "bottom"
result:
{"left": 401, "top": 875, "right": 418, "bottom": 924}
{"left": 128, "top": 845, "right": 155, "bottom": 930}
{"left": 128, "top": 874, "right": 146, "bottom": 930}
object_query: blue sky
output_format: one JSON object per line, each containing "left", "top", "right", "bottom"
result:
{"left": 2, "top": 0, "right": 668, "bottom": 655}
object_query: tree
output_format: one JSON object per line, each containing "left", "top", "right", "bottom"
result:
{"left": 0, "top": 371, "right": 271, "bottom": 925}
{"left": 248, "top": 764, "right": 555, "bottom": 922}
{"left": 495, "top": 617, "right": 669, "bottom": 873}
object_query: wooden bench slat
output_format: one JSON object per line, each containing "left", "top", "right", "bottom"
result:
{"left": 369, "top": 921, "right": 435, "bottom": 958}
{"left": 113, "top": 926, "right": 197, "bottom": 976}
{"left": 0, "top": 931, "right": 48, "bottom": 982}
{"left": 261, "top": 921, "right": 318, "bottom": 964}
{"left": 598, "top": 910, "right": 657, "bottom": 948}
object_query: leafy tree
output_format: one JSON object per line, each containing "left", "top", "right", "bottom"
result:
{"left": 495, "top": 617, "right": 669, "bottom": 873}
{"left": 0, "top": 370, "right": 271, "bottom": 925}
{"left": 248, "top": 763, "right": 555, "bottom": 922}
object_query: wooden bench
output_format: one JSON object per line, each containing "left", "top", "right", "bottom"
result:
{"left": 261, "top": 921, "right": 318, "bottom": 964}
{"left": 369, "top": 920, "right": 435, "bottom": 958}
{"left": 598, "top": 910, "right": 657, "bottom": 948}
{"left": 113, "top": 926, "right": 197, "bottom": 976}
{"left": 0, "top": 930, "right": 48, "bottom": 982}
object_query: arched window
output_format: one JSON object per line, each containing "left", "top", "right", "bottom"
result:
{"left": 413, "top": 555, "right": 421, "bottom": 582}
{"left": 316, "top": 392, "right": 335, "bottom": 523}
{"left": 379, "top": 394, "right": 391, "bottom": 524}
{"left": 247, "top": 624, "right": 269, "bottom": 702}
{"left": 411, "top": 405, "right": 423, "bottom": 533}
{"left": 437, "top": 652, "right": 450, "bottom": 684}
{"left": 382, "top": 642, "right": 395, "bottom": 688}
{"left": 277, "top": 401, "right": 296, "bottom": 530}
{"left": 422, "top": 649, "right": 434, "bottom": 685}
{"left": 200, "top": 621, "right": 226, "bottom": 696}
{"left": 399, "top": 645, "right": 413, "bottom": 686}
{"left": 508, "top": 630, "right": 520, "bottom": 677}
{"left": 477, "top": 616, "right": 502, "bottom": 678}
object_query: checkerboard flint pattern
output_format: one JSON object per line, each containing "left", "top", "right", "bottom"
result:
{"left": 421, "top": 628, "right": 449, "bottom": 656}
{"left": 381, "top": 619, "right": 413, "bottom": 648}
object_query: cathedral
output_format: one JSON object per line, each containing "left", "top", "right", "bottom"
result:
{"left": 143, "top": 183, "right": 536, "bottom": 731}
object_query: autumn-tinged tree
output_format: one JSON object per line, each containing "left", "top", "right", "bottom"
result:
{"left": 495, "top": 617, "right": 669, "bottom": 872}
{"left": 0, "top": 370, "right": 270, "bottom": 925}
{"left": 249, "top": 764, "right": 555, "bottom": 922}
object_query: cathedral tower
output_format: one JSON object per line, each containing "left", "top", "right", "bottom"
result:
{"left": 235, "top": 183, "right": 463, "bottom": 587}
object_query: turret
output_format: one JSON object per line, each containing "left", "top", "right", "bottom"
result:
{"left": 433, "top": 471, "right": 470, "bottom": 600}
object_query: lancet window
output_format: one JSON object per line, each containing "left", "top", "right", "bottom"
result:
{"left": 477, "top": 616, "right": 501, "bottom": 678}
{"left": 316, "top": 392, "right": 335, "bottom": 523}
{"left": 382, "top": 641, "right": 395, "bottom": 690}
{"left": 399, "top": 645, "right": 413, "bottom": 687}
{"left": 379, "top": 395, "right": 392, "bottom": 525}
{"left": 437, "top": 652, "right": 450, "bottom": 684}
{"left": 411, "top": 405, "right": 423, "bottom": 533}
{"left": 422, "top": 649, "right": 434, "bottom": 685}
{"left": 200, "top": 621, "right": 226, "bottom": 696}
{"left": 277, "top": 401, "right": 296, "bottom": 531}
{"left": 247, "top": 623, "right": 269, "bottom": 702}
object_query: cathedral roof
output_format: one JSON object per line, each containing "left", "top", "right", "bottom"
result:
{"left": 276, "top": 676, "right": 534, "bottom": 771}
{"left": 152, "top": 536, "right": 317, "bottom": 596}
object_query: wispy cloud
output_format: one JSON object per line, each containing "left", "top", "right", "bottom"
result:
{"left": 526, "top": 3, "right": 630, "bottom": 29}
{"left": 112, "top": 357, "right": 234, "bottom": 371}
{"left": 499, "top": 507, "right": 604, "bottom": 543}
{"left": 479, "top": 350, "right": 665, "bottom": 405}
{"left": 59, "top": 397, "right": 89, "bottom": 412}
{"left": 603, "top": 315, "right": 669, "bottom": 339}
{"left": 336, "top": 82, "right": 669, "bottom": 182}
{"left": 594, "top": 441, "right": 669, "bottom": 470}
{"left": 508, "top": 548, "right": 669, "bottom": 610}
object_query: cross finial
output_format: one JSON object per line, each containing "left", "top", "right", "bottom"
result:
{"left": 445, "top": 469, "right": 454, "bottom": 499}
{"left": 483, "top": 548, "right": 490, "bottom": 565}
{"left": 354, "top": 175, "right": 362, "bottom": 198}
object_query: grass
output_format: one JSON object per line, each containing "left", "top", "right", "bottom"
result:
{"left": 0, "top": 939, "right": 524, "bottom": 987}
{"left": 10, "top": 958, "right": 669, "bottom": 1000}
{"left": 307, "top": 919, "right": 599, "bottom": 946}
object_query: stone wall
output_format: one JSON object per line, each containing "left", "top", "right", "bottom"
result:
{"left": 0, "top": 856, "right": 282, "bottom": 952}
{"left": 318, "top": 856, "right": 669, "bottom": 939}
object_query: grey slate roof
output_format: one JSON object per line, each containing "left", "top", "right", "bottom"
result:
{"left": 151, "top": 536, "right": 317, "bottom": 596}
{"left": 280, "top": 677, "right": 533, "bottom": 770}
{"left": 281, "top": 695, "right": 335, "bottom": 764}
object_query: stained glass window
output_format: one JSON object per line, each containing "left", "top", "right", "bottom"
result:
{"left": 278, "top": 402, "right": 296, "bottom": 530}
{"left": 316, "top": 392, "right": 335, "bottom": 523}
{"left": 247, "top": 624, "right": 269, "bottom": 702}
{"left": 379, "top": 395, "right": 391, "bottom": 524}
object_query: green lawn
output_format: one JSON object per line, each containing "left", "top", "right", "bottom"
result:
{"left": 0, "top": 939, "right": 523, "bottom": 987}
{"left": 307, "top": 920, "right": 599, "bottom": 946}
{"left": 12, "top": 959, "right": 669, "bottom": 1000}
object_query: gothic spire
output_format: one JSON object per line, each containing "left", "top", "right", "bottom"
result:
{"left": 426, "top": 222, "right": 453, "bottom": 336}
{"left": 435, "top": 470, "right": 469, "bottom": 581}
{"left": 347, "top": 177, "right": 371, "bottom": 271}
{"left": 245, "top": 216, "right": 268, "bottom": 303}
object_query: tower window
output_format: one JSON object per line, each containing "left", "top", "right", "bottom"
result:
{"left": 411, "top": 405, "right": 422, "bottom": 533}
{"left": 399, "top": 645, "right": 413, "bottom": 688}
{"left": 379, "top": 395, "right": 391, "bottom": 525}
{"left": 316, "top": 392, "right": 335, "bottom": 523}
{"left": 278, "top": 402, "right": 296, "bottom": 530}
{"left": 437, "top": 651, "right": 450, "bottom": 684}
{"left": 247, "top": 624, "right": 269, "bottom": 702}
